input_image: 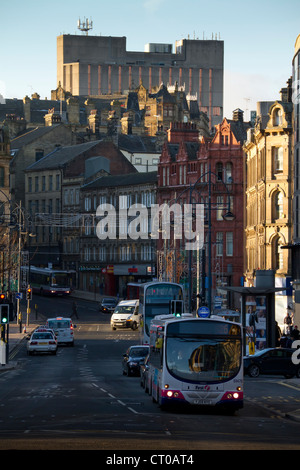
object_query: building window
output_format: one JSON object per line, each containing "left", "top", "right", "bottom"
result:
{"left": 225, "top": 162, "right": 233, "bottom": 183}
{"left": 84, "top": 197, "right": 91, "bottom": 211}
{"left": 64, "top": 189, "right": 69, "bottom": 205}
{"left": 84, "top": 247, "right": 90, "bottom": 261}
{"left": 216, "top": 232, "right": 223, "bottom": 256}
{"left": 213, "top": 107, "right": 221, "bottom": 116}
{"left": 216, "top": 163, "right": 223, "bottom": 181}
{"left": 274, "top": 237, "right": 284, "bottom": 270}
{"left": 226, "top": 232, "right": 233, "bottom": 256}
{"left": 28, "top": 177, "right": 32, "bottom": 193}
{"left": 99, "top": 246, "right": 106, "bottom": 261}
{"left": 273, "top": 147, "right": 283, "bottom": 173}
{"left": 35, "top": 149, "right": 44, "bottom": 161}
{"left": 273, "top": 108, "right": 282, "bottom": 126}
{"left": 0, "top": 167, "right": 4, "bottom": 187}
{"left": 274, "top": 191, "right": 284, "bottom": 220}
{"left": 216, "top": 196, "right": 224, "bottom": 220}
{"left": 35, "top": 176, "right": 39, "bottom": 192}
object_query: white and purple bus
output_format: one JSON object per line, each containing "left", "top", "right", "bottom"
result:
{"left": 147, "top": 314, "right": 243, "bottom": 412}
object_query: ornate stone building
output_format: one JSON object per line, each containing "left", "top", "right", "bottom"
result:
{"left": 243, "top": 83, "right": 293, "bottom": 313}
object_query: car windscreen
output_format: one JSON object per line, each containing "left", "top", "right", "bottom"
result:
{"left": 130, "top": 347, "right": 149, "bottom": 357}
{"left": 115, "top": 306, "right": 135, "bottom": 314}
{"left": 32, "top": 333, "right": 54, "bottom": 340}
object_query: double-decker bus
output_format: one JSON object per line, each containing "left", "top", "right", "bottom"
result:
{"left": 138, "top": 282, "right": 184, "bottom": 344}
{"left": 146, "top": 315, "right": 243, "bottom": 412}
{"left": 24, "top": 266, "right": 74, "bottom": 295}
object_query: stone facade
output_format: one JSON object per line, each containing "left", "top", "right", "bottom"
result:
{"left": 10, "top": 124, "right": 74, "bottom": 206}
{"left": 243, "top": 90, "right": 293, "bottom": 290}
{"left": 24, "top": 140, "right": 137, "bottom": 270}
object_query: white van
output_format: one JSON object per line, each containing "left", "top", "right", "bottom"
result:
{"left": 46, "top": 317, "right": 76, "bottom": 346}
{"left": 110, "top": 300, "right": 140, "bottom": 330}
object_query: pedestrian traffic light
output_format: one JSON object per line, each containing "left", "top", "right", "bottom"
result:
{"left": 26, "top": 287, "right": 32, "bottom": 300}
{"left": 0, "top": 304, "right": 9, "bottom": 325}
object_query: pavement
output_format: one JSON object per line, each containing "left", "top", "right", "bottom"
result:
{"left": 0, "top": 322, "right": 35, "bottom": 369}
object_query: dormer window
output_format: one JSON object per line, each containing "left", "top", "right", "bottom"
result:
{"left": 273, "top": 108, "right": 282, "bottom": 126}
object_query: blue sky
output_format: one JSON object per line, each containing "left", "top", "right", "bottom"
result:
{"left": 1, "top": 0, "right": 299, "bottom": 118}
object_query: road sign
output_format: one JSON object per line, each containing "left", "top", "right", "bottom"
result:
{"left": 15, "top": 293, "right": 23, "bottom": 300}
{"left": 197, "top": 306, "right": 210, "bottom": 318}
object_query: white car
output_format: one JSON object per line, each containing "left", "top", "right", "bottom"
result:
{"left": 111, "top": 300, "right": 140, "bottom": 330}
{"left": 27, "top": 330, "right": 57, "bottom": 355}
{"left": 46, "top": 317, "right": 76, "bottom": 346}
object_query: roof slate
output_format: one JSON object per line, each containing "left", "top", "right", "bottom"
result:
{"left": 82, "top": 170, "right": 158, "bottom": 190}
{"left": 25, "top": 140, "right": 101, "bottom": 171}
{"left": 11, "top": 125, "right": 61, "bottom": 149}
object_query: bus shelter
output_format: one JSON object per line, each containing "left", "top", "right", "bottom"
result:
{"left": 224, "top": 286, "right": 285, "bottom": 354}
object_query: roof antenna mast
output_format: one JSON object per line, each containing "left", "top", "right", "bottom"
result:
{"left": 77, "top": 17, "right": 93, "bottom": 36}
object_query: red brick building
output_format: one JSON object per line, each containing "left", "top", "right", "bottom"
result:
{"left": 157, "top": 111, "right": 250, "bottom": 310}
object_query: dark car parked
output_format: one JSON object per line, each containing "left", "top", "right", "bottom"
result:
{"left": 244, "top": 347, "right": 300, "bottom": 378}
{"left": 100, "top": 298, "right": 117, "bottom": 313}
{"left": 122, "top": 345, "right": 150, "bottom": 377}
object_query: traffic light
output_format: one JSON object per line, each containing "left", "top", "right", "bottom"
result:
{"left": 0, "top": 304, "right": 9, "bottom": 325}
{"left": 0, "top": 293, "right": 6, "bottom": 302}
{"left": 171, "top": 300, "right": 183, "bottom": 317}
{"left": 26, "top": 287, "right": 32, "bottom": 300}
